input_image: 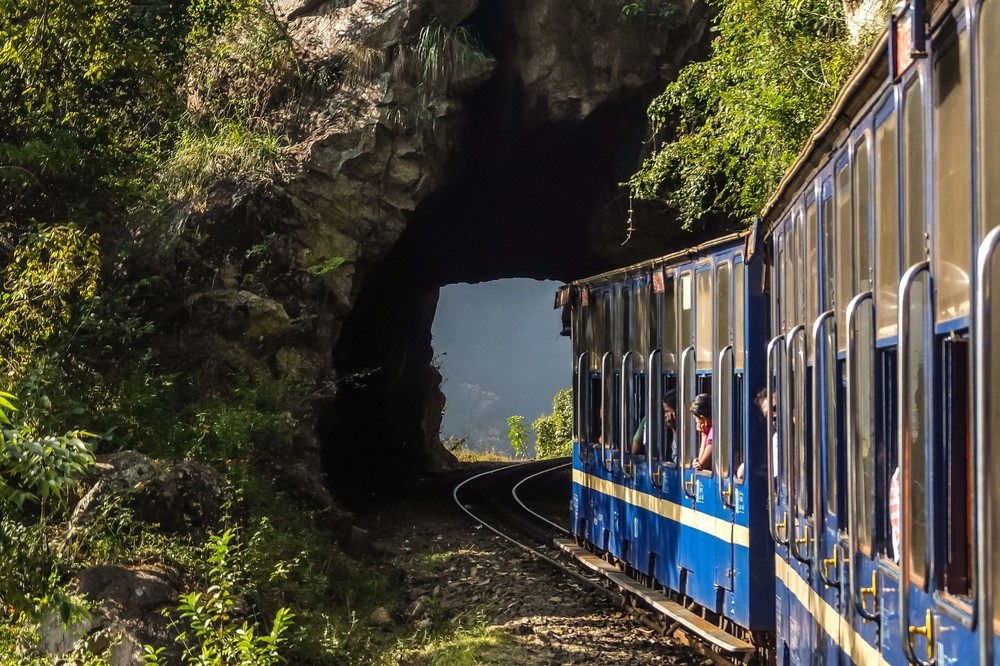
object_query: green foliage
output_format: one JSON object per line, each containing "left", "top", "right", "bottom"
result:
{"left": 395, "top": 22, "right": 490, "bottom": 94}
{"left": 163, "top": 119, "right": 288, "bottom": 199}
{"left": 0, "top": 0, "right": 193, "bottom": 225}
{"left": 305, "top": 255, "right": 346, "bottom": 276}
{"left": 532, "top": 388, "right": 573, "bottom": 459}
{"left": 163, "top": 2, "right": 294, "bottom": 199}
{"left": 144, "top": 528, "right": 295, "bottom": 666}
{"left": 619, "top": 0, "right": 682, "bottom": 27}
{"left": 387, "top": 21, "right": 491, "bottom": 133}
{"left": 183, "top": 0, "right": 294, "bottom": 123}
{"left": 629, "top": 0, "right": 886, "bottom": 226}
{"left": 0, "top": 393, "right": 95, "bottom": 619}
{"left": 506, "top": 415, "right": 528, "bottom": 458}
{"left": 0, "top": 225, "right": 100, "bottom": 363}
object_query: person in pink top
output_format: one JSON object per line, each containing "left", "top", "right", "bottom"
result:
{"left": 690, "top": 393, "right": 713, "bottom": 472}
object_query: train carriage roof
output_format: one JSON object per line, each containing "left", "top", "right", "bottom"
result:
{"left": 566, "top": 231, "right": 748, "bottom": 292}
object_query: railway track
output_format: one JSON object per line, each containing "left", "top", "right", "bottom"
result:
{"left": 452, "top": 459, "right": 747, "bottom": 666}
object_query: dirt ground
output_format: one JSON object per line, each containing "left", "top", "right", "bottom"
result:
{"left": 358, "top": 471, "right": 712, "bottom": 665}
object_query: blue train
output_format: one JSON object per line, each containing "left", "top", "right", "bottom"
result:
{"left": 557, "top": 0, "right": 1000, "bottom": 663}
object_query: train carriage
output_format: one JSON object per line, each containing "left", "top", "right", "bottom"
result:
{"left": 560, "top": 234, "right": 774, "bottom": 647}
{"left": 559, "top": 0, "right": 1000, "bottom": 663}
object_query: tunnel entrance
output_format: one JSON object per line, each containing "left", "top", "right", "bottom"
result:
{"left": 319, "top": 98, "right": 684, "bottom": 502}
{"left": 319, "top": 2, "right": 722, "bottom": 502}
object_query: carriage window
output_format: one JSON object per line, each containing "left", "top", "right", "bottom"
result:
{"left": 599, "top": 290, "right": 615, "bottom": 450}
{"left": 981, "top": 0, "right": 1000, "bottom": 244}
{"left": 574, "top": 298, "right": 588, "bottom": 442}
{"left": 826, "top": 351, "right": 841, "bottom": 518}
{"left": 680, "top": 272, "right": 693, "bottom": 352}
{"left": 902, "top": 74, "right": 929, "bottom": 587}
{"left": 806, "top": 198, "right": 819, "bottom": 334}
{"left": 836, "top": 158, "right": 854, "bottom": 352}
{"left": 902, "top": 75, "right": 926, "bottom": 268}
{"left": 877, "top": 349, "right": 899, "bottom": 562}
{"left": 734, "top": 258, "right": 746, "bottom": 370}
{"left": 854, "top": 137, "right": 873, "bottom": 294}
{"left": 793, "top": 212, "right": 804, "bottom": 326}
{"left": 622, "top": 285, "right": 639, "bottom": 442}
{"left": 991, "top": 249, "right": 1000, "bottom": 630}
{"left": 696, "top": 265, "right": 713, "bottom": 373}
{"left": 933, "top": 30, "right": 972, "bottom": 323}
{"left": 857, "top": 300, "right": 877, "bottom": 555}
{"left": 940, "top": 337, "right": 972, "bottom": 597}
{"left": 661, "top": 273, "right": 677, "bottom": 373}
{"left": 793, "top": 329, "right": 811, "bottom": 515}
{"left": 875, "top": 101, "right": 900, "bottom": 338}
{"left": 680, "top": 271, "right": 695, "bottom": 464}
{"left": 635, "top": 279, "right": 651, "bottom": 358}
{"left": 905, "top": 273, "right": 930, "bottom": 587}
{"left": 621, "top": 285, "right": 632, "bottom": 356}
{"left": 717, "top": 262, "right": 732, "bottom": 352}
{"left": 717, "top": 262, "right": 732, "bottom": 479}
{"left": 633, "top": 281, "right": 650, "bottom": 436}
{"left": 780, "top": 227, "right": 791, "bottom": 332}
{"left": 734, "top": 258, "right": 746, "bottom": 483}
{"left": 977, "top": 0, "right": 1000, "bottom": 633}
{"left": 778, "top": 243, "right": 787, "bottom": 333}
{"left": 821, "top": 180, "right": 836, "bottom": 313}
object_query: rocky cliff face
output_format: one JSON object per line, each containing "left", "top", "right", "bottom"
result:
{"left": 178, "top": 0, "right": 713, "bottom": 502}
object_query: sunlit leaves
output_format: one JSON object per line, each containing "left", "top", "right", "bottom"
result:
{"left": 0, "top": 225, "right": 101, "bottom": 357}
{"left": 532, "top": 388, "right": 573, "bottom": 459}
{"left": 629, "top": 0, "right": 885, "bottom": 226}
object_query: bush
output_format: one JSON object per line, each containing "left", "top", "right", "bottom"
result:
{"left": 143, "top": 528, "right": 295, "bottom": 666}
{"left": 532, "top": 388, "right": 572, "bottom": 459}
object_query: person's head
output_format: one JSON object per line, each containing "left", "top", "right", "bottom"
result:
{"left": 690, "top": 393, "right": 712, "bottom": 433}
{"left": 755, "top": 387, "right": 776, "bottom": 423}
{"left": 663, "top": 389, "right": 677, "bottom": 430}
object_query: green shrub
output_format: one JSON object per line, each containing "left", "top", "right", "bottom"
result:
{"left": 532, "top": 388, "right": 572, "bottom": 459}
{"left": 144, "top": 528, "right": 295, "bottom": 666}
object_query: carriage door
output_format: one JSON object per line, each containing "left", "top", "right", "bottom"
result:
{"left": 786, "top": 202, "right": 817, "bottom": 666}
{"left": 714, "top": 257, "right": 736, "bottom": 592}
{"left": 625, "top": 274, "right": 653, "bottom": 575}
{"left": 769, "top": 222, "right": 793, "bottom": 659}
{"left": 844, "top": 125, "right": 882, "bottom": 658}
{"left": 807, "top": 173, "right": 842, "bottom": 664}
{"left": 570, "top": 284, "right": 591, "bottom": 539}
{"left": 677, "top": 264, "right": 708, "bottom": 597}
{"left": 896, "top": 9, "right": 981, "bottom": 664}
{"left": 976, "top": 0, "right": 1000, "bottom": 660}
{"left": 653, "top": 268, "right": 685, "bottom": 591}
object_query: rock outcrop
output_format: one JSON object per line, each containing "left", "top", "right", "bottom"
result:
{"left": 176, "top": 0, "right": 713, "bottom": 500}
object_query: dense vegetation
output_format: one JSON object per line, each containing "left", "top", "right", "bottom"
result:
{"left": 628, "top": 0, "right": 889, "bottom": 226}
{"left": 0, "top": 1, "right": 366, "bottom": 663}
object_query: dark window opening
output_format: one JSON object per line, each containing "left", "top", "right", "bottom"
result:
{"left": 938, "top": 336, "right": 972, "bottom": 597}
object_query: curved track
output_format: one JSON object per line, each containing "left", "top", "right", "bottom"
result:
{"left": 452, "top": 458, "right": 740, "bottom": 666}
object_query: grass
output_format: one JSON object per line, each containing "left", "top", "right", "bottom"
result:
{"left": 451, "top": 449, "right": 514, "bottom": 464}
{"left": 383, "top": 617, "right": 513, "bottom": 666}
{"left": 162, "top": 119, "right": 288, "bottom": 199}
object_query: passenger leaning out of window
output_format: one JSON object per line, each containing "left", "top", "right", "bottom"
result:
{"left": 690, "top": 393, "right": 713, "bottom": 472}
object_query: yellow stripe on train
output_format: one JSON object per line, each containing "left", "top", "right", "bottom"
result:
{"left": 774, "top": 555, "right": 887, "bottom": 665}
{"left": 572, "top": 468, "right": 750, "bottom": 548}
